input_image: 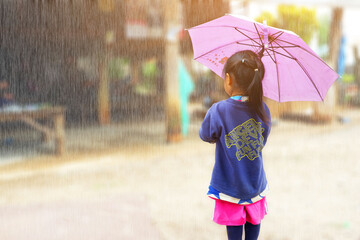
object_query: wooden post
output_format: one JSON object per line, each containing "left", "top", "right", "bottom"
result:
{"left": 54, "top": 113, "right": 65, "bottom": 155}
{"left": 354, "top": 46, "right": 360, "bottom": 86}
{"left": 354, "top": 46, "right": 360, "bottom": 104}
{"left": 328, "top": 7, "right": 343, "bottom": 70}
{"left": 163, "top": 0, "right": 182, "bottom": 142}
{"left": 97, "top": 3, "right": 114, "bottom": 125}
{"left": 97, "top": 54, "right": 111, "bottom": 125}
{"left": 316, "top": 7, "right": 343, "bottom": 118}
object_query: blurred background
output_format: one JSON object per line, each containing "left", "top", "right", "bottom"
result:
{"left": 0, "top": 0, "right": 359, "bottom": 239}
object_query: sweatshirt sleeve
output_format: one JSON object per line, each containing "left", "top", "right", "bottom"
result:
{"left": 199, "top": 105, "right": 221, "bottom": 143}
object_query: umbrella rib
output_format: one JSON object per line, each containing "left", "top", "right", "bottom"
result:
{"left": 275, "top": 39, "right": 332, "bottom": 67}
{"left": 265, "top": 48, "right": 276, "bottom": 64}
{"left": 266, "top": 48, "right": 296, "bottom": 60}
{"left": 236, "top": 37, "right": 262, "bottom": 44}
{"left": 272, "top": 30, "right": 283, "bottom": 37}
{"left": 269, "top": 32, "right": 284, "bottom": 45}
{"left": 273, "top": 41, "right": 324, "bottom": 101}
{"left": 270, "top": 45, "right": 299, "bottom": 49}
{"left": 272, "top": 38, "right": 299, "bottom": 47}
{"left": 236, "top": 42, "right": 260, "bottom": 47}
{"left": 270, "top": 41, "right": 281, "bottom": 102}
{"left": 236, "top": 41, "right": 263, "bottom": 53}
{"left": 234, "top": 28, "right": 262, "bottom": 47}
{"left": 193, "top": 38, "right": 260, "bottom": 60}
{"left": 253, "top": 23, "right": 264, "bottom": 46}
{"left": 193, "top": 27, "right": 264, "bottom": 60}
{"left": 190, "top": 25, "right": 257, "bottom": 35}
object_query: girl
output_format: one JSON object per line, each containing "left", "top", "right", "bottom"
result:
{"left": 199, "top": 50, "right": 271, "bottom": 240}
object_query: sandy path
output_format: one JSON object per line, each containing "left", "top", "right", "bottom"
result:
{"left": 0, "top": 110, "right": 359, "bottom": 239}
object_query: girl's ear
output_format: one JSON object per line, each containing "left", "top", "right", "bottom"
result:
{"left": 225, "top": 73, "right": 232, "bottom": 86}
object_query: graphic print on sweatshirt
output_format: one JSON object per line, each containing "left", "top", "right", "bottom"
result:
{"left": 225, "top": 118, "right": 265, "bottom": 161}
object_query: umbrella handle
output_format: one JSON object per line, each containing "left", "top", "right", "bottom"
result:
{"left": 258, "top": 46, "right": 265, "bottom": 59}
{"left": 258, "top": 21, "right": 268, "bottom": 59}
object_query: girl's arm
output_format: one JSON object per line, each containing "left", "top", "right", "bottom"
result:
{"left": 199, "top": 106, "right": 220, "bottom": 143}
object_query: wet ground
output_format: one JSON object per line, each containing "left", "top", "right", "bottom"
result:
{"left": 0, "top": 108, "right": 359, "bottom": 239}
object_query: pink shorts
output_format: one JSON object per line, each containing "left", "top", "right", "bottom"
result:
{"left": 212, "top": 197, "right": 267, "bottom": 226}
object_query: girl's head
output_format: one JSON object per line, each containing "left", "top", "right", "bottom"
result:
{"left": 223, "top": 50, "right": 268, "bottom": 123}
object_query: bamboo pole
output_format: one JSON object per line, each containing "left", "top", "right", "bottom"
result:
{"left": 97, "top": 53, "right": 111, "bottom": 125}
{"left": 163, "top": 0, "right": 182, "bottom": 142}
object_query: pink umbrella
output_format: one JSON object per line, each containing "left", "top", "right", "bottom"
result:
{"left": 187, "top": 14, "right": 339, "bottom": 102}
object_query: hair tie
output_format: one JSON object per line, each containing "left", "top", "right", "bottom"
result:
{"left": 254, "top": 68, "right": 258, "bottom": 72}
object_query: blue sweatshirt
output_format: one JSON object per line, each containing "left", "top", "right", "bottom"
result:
{"left": 199, "top": 98, "right": 271, "bottom": 202}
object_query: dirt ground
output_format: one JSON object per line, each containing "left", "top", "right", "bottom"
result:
{"left": 0, "top": 108, "right": 359, "bottom": 240}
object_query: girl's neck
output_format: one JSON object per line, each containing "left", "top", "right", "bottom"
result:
{"left": 230, "top": 92, "right": 246, "bottom": 97}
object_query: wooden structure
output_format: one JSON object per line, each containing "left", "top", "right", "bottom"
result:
{"left": 0, "top": 1, "right": 162, "bottom": 125}
{"left": 0, "top": 0, "right": 230, "bottom": 145}
{"left": 0, "top": 1, "right": 117, "bottom": 124}
{"left": 0, "top": 107, "right": 65, "bottom": 155}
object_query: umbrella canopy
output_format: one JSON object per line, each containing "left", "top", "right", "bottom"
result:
{"left": 187, "top": 14, "right": 339, "bottom": 102}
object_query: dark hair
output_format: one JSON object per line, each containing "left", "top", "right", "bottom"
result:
{"left": 223, "top": 50, "right": 269, "bottom": 124}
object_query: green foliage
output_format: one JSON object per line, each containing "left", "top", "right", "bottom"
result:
{"left": 142, "top": 59, "right": 158, "bottom": 79}
{"left": 108, "top": 58, "right": 130, "bottom": 80}
{"left": 341, "top": 74, "right": 355, "bottom": 83}
{"left": 135, "top": 59, "right": 159, "bottom": 95}
{"left": 256, "top": 5, "right": 319, "bottom": 44}
{"left": 278, "top": 5, "right": 318, "bottom": 43}
{"left": 318, "top": 15, "right": 330, "bottom": 47}
{"left": 109, "top": 57, "right": 159, "bottom": 95}
{"left": 255, "top": 11, "right": 277, "bottom": 27}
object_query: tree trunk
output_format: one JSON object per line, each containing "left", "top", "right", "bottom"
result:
{"left": 328, "top": 7, "right": 343, "bottom": 70}
{"left": 163, "top": 0, "right": 182, "bottom": 142}
{"left": 313, "top": 7, "right": 343, "bottom": 119}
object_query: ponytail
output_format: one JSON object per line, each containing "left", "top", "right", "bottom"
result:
{"left": 248, "top": 67, "right": 269, "bottom": 124}
{"left": 223, "top": 50, "right": 269, "bottom": 124}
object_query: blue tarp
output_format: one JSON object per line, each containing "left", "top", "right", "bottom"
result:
{"left": 338, "top": 36, "right": 346, "bottom": 77}
{"left": 178, "top": 60, "right": 194, "bottom": 136}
